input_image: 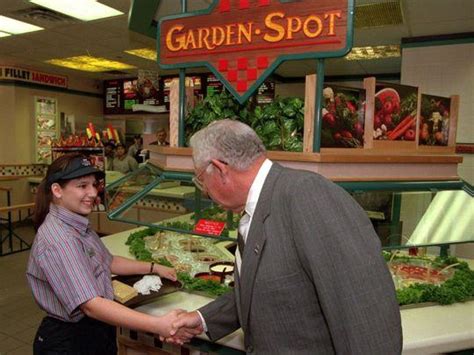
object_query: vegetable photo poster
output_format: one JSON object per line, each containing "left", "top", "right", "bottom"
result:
{"left": 373, "top": 83, "right": 418, "bottom": 142}
{"left": 419, "top": 94, "right": 451, "bottom": 146}
{"left": 34, "top": 97, "right": 58, "bottom": 164}
{"left": 321, "top": 85, "right": 365, "bottom": 148}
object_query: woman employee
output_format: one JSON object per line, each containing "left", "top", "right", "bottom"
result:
{"left": 26, "top": 154, "right": 189, "bottom": 354}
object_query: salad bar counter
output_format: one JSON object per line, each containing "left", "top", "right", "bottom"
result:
{"left": 101, "top": 223, "right": 474, "bottom": 355}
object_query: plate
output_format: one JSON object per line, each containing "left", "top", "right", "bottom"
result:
{"left": 112, "top": 275, "right": 182, "bottom": 308}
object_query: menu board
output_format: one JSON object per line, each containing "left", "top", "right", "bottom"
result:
{"left": 104, "top": 74, "right": 213, "bottom": 114}
{"left": 256, "top": 80, "right": 275, "bottom": 105}
{"left": 162, "top": 76, "right": 204, "bottom": 110}
{"left": 34, "top": 97, "right": 58, "bottom": 163}
{"left": 104, "top": 80, "right": 122, "bottom": 114}
{"left": 162, "top": 77, "right": 173, "bottom": 111}
{"left": 104, "top": 77, "right": 163, "bottom": 115}
{"left": 206, "top": 74, "right": 224, "bottom": 96}
{"left": 123, "top": 79, "right": 139, "bottom": 110}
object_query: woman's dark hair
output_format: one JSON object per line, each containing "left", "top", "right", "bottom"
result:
{"left": 33, "top": 153, "right": 84, "bottom": 230}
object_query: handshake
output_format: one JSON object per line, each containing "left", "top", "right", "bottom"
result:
{"left": 157, "top": 310, "right": 204, "bottom": 345}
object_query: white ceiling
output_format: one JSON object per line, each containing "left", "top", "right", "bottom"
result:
{"left": 0, "top": 0, "right": 473, "bottom": 82}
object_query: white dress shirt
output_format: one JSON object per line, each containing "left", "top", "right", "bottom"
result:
{"left": 235, "top": 158, "right": 273, "bottom": 273}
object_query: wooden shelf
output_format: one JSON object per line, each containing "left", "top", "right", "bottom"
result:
{"left": 148, "top": 147, "right": 463, "bottom": 182}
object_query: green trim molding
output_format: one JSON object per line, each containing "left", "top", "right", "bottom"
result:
{"left": 401, "top": 32, "right": 474, "bottom": 49}
{"left": 337, "top": 180, "right": 465, "bottom": 193}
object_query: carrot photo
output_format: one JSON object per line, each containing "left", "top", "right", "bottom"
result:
{"left": 373, "top": 83, "right": 418, "bottom": 141}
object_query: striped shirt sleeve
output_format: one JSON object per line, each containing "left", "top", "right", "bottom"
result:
{"left": 37, "top": 237, "right": 104, "bottom": 316}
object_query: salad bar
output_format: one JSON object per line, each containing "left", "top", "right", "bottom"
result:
{"left": 125, "top": 226, "right": 235, "bottom": 297}
{"left": 122, "top": 224, "right": 474, "bottom": 306}
{"left": 385, "top": 253, "right": 474, "bottom": 306}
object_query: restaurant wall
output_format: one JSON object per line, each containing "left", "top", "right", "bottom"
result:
{"left": 0, "top": 75, "right": 103, "bottom": 207}
{"left": 401, "top": 42, "right": 474, "bottom": 184}
{"left": 0, "top": 84, "right": 103, "bottom": 164}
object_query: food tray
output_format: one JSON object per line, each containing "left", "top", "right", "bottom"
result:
{"left": 112, "top": 275, "right": 182, "bottom": 308}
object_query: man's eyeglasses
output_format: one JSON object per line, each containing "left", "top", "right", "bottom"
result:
{"left": 192, "top": 162, "right": 211, "bottom": 191}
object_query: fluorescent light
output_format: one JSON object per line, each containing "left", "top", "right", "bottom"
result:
{"left": 29, "top": 0, "right": 123, "bottom": 21}
{"left": 46, "top": 55, "right": 135, "bottom": 72}
{"left": 0, "top": 15, "right": 43, "bottom": 34}
{"left": 345, "top": 45, "right": 400, "bottom": 60}
{"left": 124, "top": 48, "right": 157, "bottom": 61}
{"left": 0, "top": 31, "right": 12, "bottom": 38}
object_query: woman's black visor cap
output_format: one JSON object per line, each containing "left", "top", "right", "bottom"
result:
{"left": 47, "top": 157, "right": 105, "bottom": 186}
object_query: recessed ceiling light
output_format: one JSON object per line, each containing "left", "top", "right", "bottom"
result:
{"left": 345, "top": 45, "right": 400, "bottom": 60}
{"left": 45, "top": 55, "right": 135, "bottom": 72}
{"left": 0, "top": 15, "right": 43, "bottom": 34}
{"left": 124, "top": 48, "right": 157, "bottom": 61}
{"left": 0, "top": 31, "right": 12, "bottom": 38}
{"left": 28, "top": 0, "right": 123, "bottom": 21}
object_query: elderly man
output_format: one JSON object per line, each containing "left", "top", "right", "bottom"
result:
{"left": 170, "top": 119, "right": 402, "bottom": 354}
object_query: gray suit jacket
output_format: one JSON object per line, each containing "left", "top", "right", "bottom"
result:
{"left": 200, "top": 164, "right": 402, "bottom": 354}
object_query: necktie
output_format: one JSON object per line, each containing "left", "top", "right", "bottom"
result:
{"left": 237, "top": 232, "right": 245, "bottom": 255}
{"left": 238, "top": 211, "right": 250, "bottom": 257}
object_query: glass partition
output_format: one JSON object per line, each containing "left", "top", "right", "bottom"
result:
{"left": 351, "top": 187, "right": 473, "bottom": 249}
{"left": 106, "top": 162, "right": 238, "bottom": 242}
{"left": 107, "top": 166, "right": 473, "bottom": 251}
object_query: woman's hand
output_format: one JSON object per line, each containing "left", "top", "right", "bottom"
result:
{"left": 154, "top": 264, "right": 177, "bottom": 281}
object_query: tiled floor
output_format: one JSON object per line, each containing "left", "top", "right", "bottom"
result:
{"left": 0, "top": 225, "right": 41, "bottom": 355}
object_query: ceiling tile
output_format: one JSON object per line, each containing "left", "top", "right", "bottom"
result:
{"left": 0, "top": 0, "right": 472, "bottom": 81}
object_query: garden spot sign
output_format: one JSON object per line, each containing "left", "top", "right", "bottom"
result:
{"left": 158, "top": 0, "right": 354, "bottom": 103}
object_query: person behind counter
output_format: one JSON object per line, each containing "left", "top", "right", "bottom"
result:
{"left": 128, "top": 135, "right": 143, "bottom": 162}
{"left": 149, "top": 128, "right": 169, "bottom": 146}
{"left": 26, "top": 154, "right": 197, "bottom": 354}
{"left": 166, "top": 119, "right": 402, "bottom": 354}
{"left": 104, "top": 142, "right": 115, "bottom": 171}
{"left": 110, "top": 143, "right": 138, "bottom": 174}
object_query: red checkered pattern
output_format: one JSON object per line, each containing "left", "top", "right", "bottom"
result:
{"left": 227, "top": 70, "right": 238, "bottom": 82}
{"left": 247, "top": 68, "right": 257, "bottom": 80}
{"left": 219, "top": 0, "right": 272, "bottom": 12}
{"left": 239, "top": 0, "right": 249, "bottom": 9}
{"left": 219, "top": 0, "right": 230, "bottom": 12}
{"left": 214, "top": 55, "right": 269, "bottom": 92}
{"left": 218, "top": 59, "right": 228, "bottom": 71}
{"left": 214, "top": 1, "right": 273, "bottom": 92}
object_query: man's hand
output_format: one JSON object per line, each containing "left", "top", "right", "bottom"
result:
{"left": 161, "top": 311, "right": 204, "bottom": 345}
{"left": 154, "top": 309, "right": 185, "bottom": 338}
